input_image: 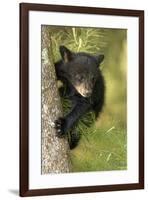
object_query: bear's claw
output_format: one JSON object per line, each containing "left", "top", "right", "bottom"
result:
{"left": 54, "top": 117, "right": 66, "bottom": 137}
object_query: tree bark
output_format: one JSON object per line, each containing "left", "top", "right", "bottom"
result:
{"left": 41, "top": 26, "right": 71, "bottom": 174}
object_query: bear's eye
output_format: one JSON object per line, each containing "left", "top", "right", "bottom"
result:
{"left": 92, "top": 77, "right": 95, "bottom": 83}
{"left": 77, "top": 76, "right": 82, "bottom": 82}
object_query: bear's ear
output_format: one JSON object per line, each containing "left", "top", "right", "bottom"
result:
{"left": 59, "top": 46, "right": 73, "bottom": 63}
{"left": 94, "top": 54, "right": 104, "bottom": 66}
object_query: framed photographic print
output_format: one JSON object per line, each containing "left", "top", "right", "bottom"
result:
{"left": 20, "top": 3, "right": 144, "bottom": 197}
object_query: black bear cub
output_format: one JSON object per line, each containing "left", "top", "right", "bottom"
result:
{"left": 54, "top": 46, "right": 105, "bottom": 149}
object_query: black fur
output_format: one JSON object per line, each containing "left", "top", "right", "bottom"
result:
{"left": 54, "top": 46, "right": 105, "bottom": 149}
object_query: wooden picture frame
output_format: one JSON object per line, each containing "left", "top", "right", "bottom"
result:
{"left": 20, "top": 3, "right": 144, "bottom": 197}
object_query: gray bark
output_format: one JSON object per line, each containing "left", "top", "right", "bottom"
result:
{"left": 41, "top": 26, "right": 71, "bottom": 174}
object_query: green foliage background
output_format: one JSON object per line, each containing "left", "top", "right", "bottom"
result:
{"left": 46, "top": 26, "right": 127, "bottom": 172}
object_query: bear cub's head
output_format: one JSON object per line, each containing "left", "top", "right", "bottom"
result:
{"left": 59, "top": 46, "right": 104, "bottom": 98}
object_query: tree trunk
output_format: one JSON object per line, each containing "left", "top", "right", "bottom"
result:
{"left": 41, "top": 26, "right": 71, "bottom": 174}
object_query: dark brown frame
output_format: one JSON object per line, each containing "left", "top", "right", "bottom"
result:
{"left": 20, "top": 3, "right": 144, "bottom": 197}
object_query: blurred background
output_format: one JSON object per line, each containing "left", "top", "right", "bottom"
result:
{"left": 46, "top": 26, "right": 127, "bottom": 172}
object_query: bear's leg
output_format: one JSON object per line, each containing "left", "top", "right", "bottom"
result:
{"left": 55, "top": 101, "right": 90, "bottom": 137}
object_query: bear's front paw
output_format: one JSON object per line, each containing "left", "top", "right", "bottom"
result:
{"left": 54, "top": 117, "right": 67, "bottom": 138}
